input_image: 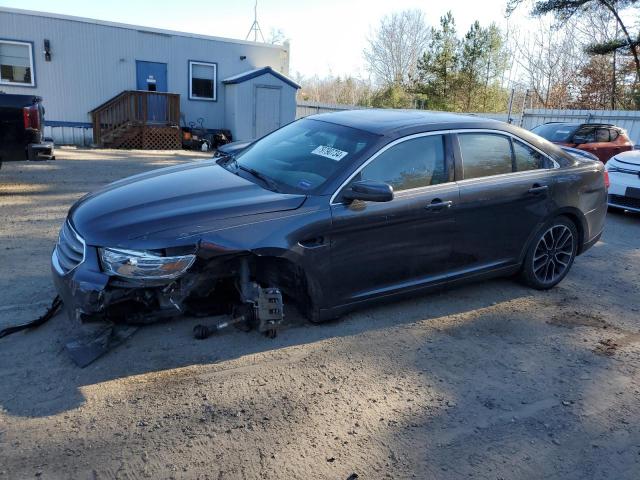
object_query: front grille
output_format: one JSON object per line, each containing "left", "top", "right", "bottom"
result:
{"left": 609, "top": 194, "right": 640, "bottom": 210}
{"left": 54, "top": 221, "right": 85, "bottom": 273}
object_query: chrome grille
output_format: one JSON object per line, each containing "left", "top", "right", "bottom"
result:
{"left": 54, "top": 221, "right": 85, "bottom": 273}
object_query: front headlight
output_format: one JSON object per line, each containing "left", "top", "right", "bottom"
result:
{"left": 99, "top": 248, "right": 196, "bottom": 280}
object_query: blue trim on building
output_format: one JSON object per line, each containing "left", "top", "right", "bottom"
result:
{"left": 188, "top": 60, "right": 218, "bottom": 102}
{"left": 222, "top": 67, "right": 300, "bottom": 89}
{"left": 45, "top": 120, "right": 93, "bottom": 128}
{"left": 0, "top": 38, "right": 37, "bottom": 88}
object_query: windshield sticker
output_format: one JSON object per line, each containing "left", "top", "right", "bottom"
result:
{"left": 311, "top": 145, "right": 348, "bottom": 161}
{"left": 297, "top": 179, "right": 313, "bottom": 189}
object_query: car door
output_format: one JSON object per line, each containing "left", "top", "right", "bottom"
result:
{"left": 571, "top": 126, "right": 607, "bottom": 161}
{"left": 329, "top": 133, "right": 459, "bottom": 305}
{"left": 585, "top": 128, "right": 614, "bottom": 162}
{"left": 453, "top": 131, "right": 556, "bottom": 272}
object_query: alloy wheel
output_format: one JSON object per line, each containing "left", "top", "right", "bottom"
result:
{"left": 532, "top": 224, "right": 574, "bottom": 284}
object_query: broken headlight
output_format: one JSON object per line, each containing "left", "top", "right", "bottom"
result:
{"left": 99, "top": 248, "right": 196, "bottom": 280}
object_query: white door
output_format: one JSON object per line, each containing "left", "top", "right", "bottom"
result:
{"left": 254, "top": 86, "right": 281, "bottom": 138}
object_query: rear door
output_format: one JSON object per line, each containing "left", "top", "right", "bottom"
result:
{"left": 329, "top": 133, "right": 459, "bottom": 305}
{"left": 453, "top": 131, "right": 556, "bottom": 271}
{"left": 585, "top": 128, "right": 615, "bottom": 162}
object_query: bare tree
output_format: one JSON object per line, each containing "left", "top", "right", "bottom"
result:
{"left": 363, "top": 10, "right": 430, "bottom": 86}
{"left": 266, "top": 28, "right": 287, "bottom": 45}
{"left": 296, "top": 74, "right": 374, "bottom": 106}
{"left": 513, "top": 18, "right": 583, "bottom": 108}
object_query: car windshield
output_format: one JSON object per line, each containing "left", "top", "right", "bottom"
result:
{"left": 531, "top": 124, "right": 579, "bottom": 142}
{"left": 229, "top": 118, "right": 378, "bottom": 194}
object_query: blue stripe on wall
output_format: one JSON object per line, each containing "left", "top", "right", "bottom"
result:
{"left": 45, "top": 120, "right": 93, "bottom": 128}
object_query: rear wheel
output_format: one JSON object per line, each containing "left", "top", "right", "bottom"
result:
{"left": 521, "top": 217, "right": 578, "bottom": 290}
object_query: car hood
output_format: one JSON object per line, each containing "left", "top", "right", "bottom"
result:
{"left": 69, "top": 160, "right": 306, "bottom": 248}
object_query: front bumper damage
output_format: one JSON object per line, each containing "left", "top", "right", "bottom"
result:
{"left": 52, "top": 242, "right": 285, "bottom": 366}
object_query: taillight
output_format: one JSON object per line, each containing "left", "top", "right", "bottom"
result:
{"left": 23, "top": 107, "right": 30, "bottom": 129}
{"left": 22, "top": 105, "right": 40, "bottom": 131}
{"left": 30, "top": 105, "right": 40, "bottom": 130}
{"left": 604, "top": 170, "right": 610, "bottom": 189}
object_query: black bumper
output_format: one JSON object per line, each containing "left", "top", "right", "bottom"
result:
{"left": 51, "top": 245, "right": 109, "bottom": 322}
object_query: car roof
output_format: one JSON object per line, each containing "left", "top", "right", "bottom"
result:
{"left": 538, "top": 121, "right": 616, "bottom": 128}
{"left": 308, "top": 109, "right": 503, "bottom": 136}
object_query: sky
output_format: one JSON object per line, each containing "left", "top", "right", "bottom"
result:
{"left": 0, "top": 0, "right": 525, "bottom": 78}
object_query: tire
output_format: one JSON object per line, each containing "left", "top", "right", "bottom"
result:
{"left": 521, "top": 216, "right": 578, "bottom": 290}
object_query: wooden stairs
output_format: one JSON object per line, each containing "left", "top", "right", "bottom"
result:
{"left": 90, "top": 91, "right": 181, "bottom": 150}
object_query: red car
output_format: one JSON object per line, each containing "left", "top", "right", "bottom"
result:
{"left": 531, "top": 122, "right": 633, "bottom": 163}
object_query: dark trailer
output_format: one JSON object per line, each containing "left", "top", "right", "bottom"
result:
{"left": 0, "top": 92, "right": 53, "bottom": 163}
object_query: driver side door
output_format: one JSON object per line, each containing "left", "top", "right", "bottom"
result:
{"left": 329, "top": 133, "right": 460, "bottom": 306}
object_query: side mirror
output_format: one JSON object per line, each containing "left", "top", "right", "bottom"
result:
{"left": 342, "top": 180, "right": 394, "bottom": 203}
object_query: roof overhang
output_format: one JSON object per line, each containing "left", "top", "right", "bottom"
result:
{"left": 222, "top": 67, "right": 301, "bottom": 89}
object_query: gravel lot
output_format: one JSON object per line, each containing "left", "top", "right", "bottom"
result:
{"left": 1, "top": 148, "right": 639, "bottom": 479}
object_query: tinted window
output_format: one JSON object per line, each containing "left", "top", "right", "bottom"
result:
{"left": 459, "top": 133, "right": 512, "bottom": 179}
{"left": 359, "top": 135, "right": 447, "bottom": 191}
{"left": 609, "top": 129, "right": 619, "bottom": 141}
{"left": 595, "top": 128, "right": 610, "bottom": 143}
{"left": 574, "top": 127, "right": 595, "bottom": 143}
{"left": 233, "top": 118, "right": 377, "bottom": 194}
{"left": 513, "top": 140, "right": 549, "bottom": 171}
{"left": 531, "top": 124, "right": 578, "bottom": 142}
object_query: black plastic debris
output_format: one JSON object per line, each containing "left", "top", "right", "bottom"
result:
{"left": 65, "top": 324, "right": 138, "bottom": 368}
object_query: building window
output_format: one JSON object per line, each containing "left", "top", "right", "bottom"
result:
{"left": 0, "top": 40, "right": 35, "bottom": 86}
{"left": 189, "top": 61, "right": 216, "bottom": 101}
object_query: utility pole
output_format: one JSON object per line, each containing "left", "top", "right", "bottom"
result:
{"left": 506, "top": 88, "right": 515, "bottom": 124}
{"left": 519, "top": 89, "right": 530, "bottom": 127}
{"left": 245, "top": 0, "right": 265, "bottom": 43}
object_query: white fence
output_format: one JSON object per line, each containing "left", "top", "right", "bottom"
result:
{"left": 43, "top": 125, "right": 93, "bottom": 147}
{"left": 296, "top": 102, "right": 640, "bottom": 143}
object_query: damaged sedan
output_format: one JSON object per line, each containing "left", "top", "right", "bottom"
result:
{"left": 52, "top": 110, "right": 608, "bottom": 343}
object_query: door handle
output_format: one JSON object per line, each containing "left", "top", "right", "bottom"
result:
{"left": 425, "top": 199, "right": 453, "bottom": 211}
{"left": 528, "top": 184, "right": 549, "bottom": 194}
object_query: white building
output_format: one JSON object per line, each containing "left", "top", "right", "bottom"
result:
{"left": 0, "top": 7, "right": 299, "bottom": 146}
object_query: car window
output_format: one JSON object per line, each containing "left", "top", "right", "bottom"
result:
{"left": 573, "top": 127, "right": 595, "bottom": 144}
{"left": 459, "top": 133, "right": 512, "bottom": 179}
{"left": 358, "top": 135, "right": 447, "bottom": 191}
{"left": 609, "top": 129, "right": 619, "bottom": 141}
{"left": 595, "top": 128, "right": 610, "bottom": 143}
{"left": 513, "top": 140, "right": 550, "bottom": 171}
{"left": 531, "top": 124, "right": 578, "bottom": 142}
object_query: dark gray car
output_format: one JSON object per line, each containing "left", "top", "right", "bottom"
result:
{"left": 52, "top": 110, "right": 607, "bottom": 333}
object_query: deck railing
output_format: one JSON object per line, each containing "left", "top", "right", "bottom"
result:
{"left": 90, "top": 90, "right": 180, "bottom": 146}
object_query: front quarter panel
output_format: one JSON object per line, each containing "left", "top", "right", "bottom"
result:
{"left": 192, "top": 196, "right": 334, "bottom": 308}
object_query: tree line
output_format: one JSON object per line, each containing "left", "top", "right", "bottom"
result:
{"left": 296, "top": 0, "right": 639, "bottom": 112}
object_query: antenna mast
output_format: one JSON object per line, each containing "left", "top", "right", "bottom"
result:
{"left": 245, "top": 0, "right": 265, "bottom": 42}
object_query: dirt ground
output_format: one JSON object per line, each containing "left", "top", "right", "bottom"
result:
{"left": 1, "top": 147, "right": 639, "bottom": 480}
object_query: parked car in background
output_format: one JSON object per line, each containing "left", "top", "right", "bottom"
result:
{"left": 0, "top": 92, "right": 54, "bottom": 165}
{"left": 531, "top": 122, "right": 632, "bottom": 163}
{"left": 52, "top": 111, "right": 607, "bottom": 332}
{"left": 605, "top": 150, "right": 640, "bottom": 213}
